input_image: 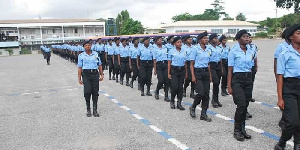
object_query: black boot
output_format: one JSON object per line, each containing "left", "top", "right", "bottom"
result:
{"left": 92, "top": 100, "right": 99, "bottom": 117}
{"left": 250, "top": 98, "right": 255, "bottom": 102}
{"left": 120, "top": 79, "right": 123, "bottom": 85}
{"left": 241, "top": 123, "right": 251, "bottom": 139}
{"left": 154, "top": 90, "right": 159, "bottom": 100}
{"left": 234, "top": 123, "right": 245, "bottom": 141}
{"left": 126, "top": 80, "right": 130, "bottom": 86}
{"left": 189, "top": 107, "right": 196, "bottom": 118}
{"left": 170, "top": 101, "right": 175, "bottom": 109}
{"left": 146, "top": 87, "right": 152, "bottom": 96}
{"left": 85, "top": 96, "right": 92, "bottom": 117}
{"left": 116, "top": 77, "right": 119, "bottom": 83}
{"left": 86, "top": 108, "right": 92, "bottom": 117}
{"left": 109, "top": 76, "right": 112, "bottom": 80}
{"left": 200, "top": 109, "right": 212, "bottom": 122}
{"left": 274, "top": 138, "right": 286, "bottom": 150}
{"left": 138, "top": 84, "right": 141, "bottom": 91}
{"left": 221, "top": 88, "right": 227, "bottom": 96}
{"left": 164, "top": 97, "right": 171, "bottom": 102}
{"left": 246, "top": 112, "right": 252, "bottom": 120}
{"left": 112, "top": 75, "right": 115, "bottom": 80}
{"left": 190, "top": 89, "right": 195, "bottom": 98}
{"left": 216, "top": 100, "right": 223, "bottom": 107}
{"left": 183, "top": 89, "right": 187, "bottom": 97}
{"left": 211, "top": 99, "right": 219, "bottom": 108}
{"left": 130, "top": 80, "right": 134, "bottom": 88}
{"left": 177, "top": 99, "right": 185, "bottom": 110}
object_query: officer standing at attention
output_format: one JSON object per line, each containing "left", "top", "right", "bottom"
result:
{"left": 183, "top": 35, "right": 196, "bottom": 99}
{"left": 189, "top": 32, "right": 213, "bottom": 122}
{"left": 129, "top": 38, "right": 139, "bottom": 88}
{"left": 99, "top": 39, "right": 106, "bottom": 71}
{"left": 137, "top": 37, "right": 153, "bottom": 96}
{"left": 105, "top": 39, "right": 115, "bottom": 80}
{"left": 113, "top": 38, "right": 121, "bottom": 83}
{"left": 168, "top": 36, "right": 188, "bottom": 110}
{"left": 77, "top": 41, "right": 104, "bottom": 117}
{"left": 153, "top": 36, "right": 171, "bottom": 102}
{"left": 274, "top": 24, "right": 300, "bottom": 150}
{"left": 208, "top": 33, "right": 223, "bottom": 108}
{"left": 248, "top": 34, "right": 258, "bottom": 103}
{"left": 118, "top": 38, "right": 131, "bottom": 86}
{"left": 219, "top": 35, "right": 230, "bottom": 96}
{"left": 227, "top": 30, "right": 253, "bottom": 141}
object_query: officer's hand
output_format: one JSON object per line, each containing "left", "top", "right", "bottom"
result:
{"left": 228, "top": 86, "right": 233, "bottom": 95}
{"left": 277, "top": 99, "right": 284, "bottom": 110}
{"left": 154, "top": 70, "right": 157, "bottom": 76}
{"left": 168, "top": 74, "right": 172, "bottom": 79}
{"left": 192, "top": 76, "right": 196, "bottom": 83}
{"left": 79, "top": 80, "right": 83, "bottom": 85}
{"left": 99, "top": 75, "right": 104, "bottom": 82}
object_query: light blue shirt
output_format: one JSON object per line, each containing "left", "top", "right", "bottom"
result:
{"left": 165, "top": 43, "right": 174, "bottom": 51}
{"left": 105, "top": 44, "right": 115, "bottom": 55}
{"left": 130, "top": 46, "right": 139, "bottom": 59}
{"left": 182, "top": 44, "right": 196, "bottom": 61}
{"left": 113, "top": 45, "right": 120, "bottom": 55}
{"left": 77, "top": 51, "right": 102, "bottom": 69}
{"left": 277, "top": 44, "right": 300, "bottom": 78}
{"left": 228, "top": 45, "right": 254, "bottom": 73}
{"left": 208, "top": 45, "right": 222, "bottom": 62}
{"left": 119, "top": 45, "right": 130, "bottom": 57}
{"left": 274, "top": 41, "right": 289, "bottom": 59}
{"left": 248, "top": 43, "right": 258, "bottom": 66}
{"left": 220, "top": 44, "right": 230, "bottom": 59}
{"left": 153, "top": 44, "right": 168, "bottom": 62}
{"left": 190, "top": 45, "right": 211, "bottom": 68}
{"left": 168, "top": 48, "right": 187, "bottom": 67}
{"left": 138, "top": 45, "right": 153, "bottom": 60}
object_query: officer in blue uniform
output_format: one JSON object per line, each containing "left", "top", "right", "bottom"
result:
{"left": 227, "top": 30, "right": 253, "bottom": 141}
{"left": 208, "top": 33, "right": 223, "bottom": 108}
{"left": 44, "top": 46, "right": 51, "bottom": 65}
{"left": 77, "top": 41, "right": 104, "bottom": 117}
{"left": 153, "top": 36, "right": 171, "bottom": 102}
{"left": 129, "top": 38, "right": 139, "bottom": 88}
{"left": 189, "top": 32, "right": 212, "bottom": 122}
{"left": 248, "top": 34, "right": 258, "bottom": 103}
{"left": 113, "top": 37, "right": 121, "bottom": 82}
{"left": 274, "top": 24, "right": 300, "bottom": 150}
{"left": 137, "top": 37, "right": 153, "bottom": 96}
{"left": 105, "top": 39, "right": 115, "bottom": 80}
{"left": 168, "top": 36, "right": 188, "bottom": 110}
{"left": 219, "top": 35, "right": 230, "bottom": 96}
{"left": 183, "top": 35, "right": 196, "bottom": 99}
{"left": 98, "top": 38, "right": 106, "bottom": 71}
{"left": 118, "top": 38, "right": 131, "bottom": 86}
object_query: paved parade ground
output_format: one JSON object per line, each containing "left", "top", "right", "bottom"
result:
{"left": 0, "top": 39, "right": 295, "bottom": 150}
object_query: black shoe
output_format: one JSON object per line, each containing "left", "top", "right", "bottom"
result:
{"left": 86, "top": 109, "right": 92, "bottom": 117}
{"left": 246, "top": 112, "right": 252, "bottom": 120}
{"left": 190, "top": 92, "right": 195, "bottom": 98}
{"left": 212, "top": 100, "right": 219, "bottom": 108}
{"left": 225, "top": 92, "right": 229, "bottom": 95}
{"left": 183, "top": 89, "right": 187, "bottom": 97}
{"left": 221, "top": 92, "right": 227, "bottom": 96}
{"left": 250, "top": 98, "right": 255, "bottom": 102}
{"left": 141, "top": 91, "right": 145, "bottom": 96}
{"left": 112, "top": 76, "right": 115, "bottom": 80}
{"left": 164, "top": 97, "right": 171, "bottom": 102}
{"left": 154, "top": 91, "right": 159, "bottom": 100}
{"left": 109, "top": 76, "right": 112, "bottom": 80}
{"left": 130, "top": 81, "right": 133, "bottom": 88}
{"left": 216, "top": 101, "right": 222, "bottom": 107}
{"left": 116, "top": 78, "right": 119, "bottom": 83}
{"left": 200, "top": 110, "right": 212, "bottom": 122}
{"left": 274, "top": 143, "right": 285, "bottom": 150}
{"left": 241, "top": 129, "right": 251, "bottom": 139}
{"left": 234, "top": 129, "right": 245, "bottom": 141}
{"left": 170, "top": 102, "right": 175, "bottom": 109}
{"left": 177, "top": 102, "right": 185, "bottom": 110}
{"left": 120, "top": 80, "right": 123, "bottom": 85}
{"left": 126, "top": 81, "right": 130, "bottom": 86}
{"left": 189, "top": 107, "right": 196, "bottom": 118}
{"left": 146, "top": 91, "right": 152, "bottom": 96}
{"left": 93, "top": 110, "right": 100, "bottom": 117}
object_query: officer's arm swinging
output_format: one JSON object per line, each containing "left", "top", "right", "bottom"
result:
{"left": 190, "top": 60, "right": 196, "bottom": 83}
{"left": 227, "top": 66, "right": 233, "bottom": 94}
{"left": 153, "top": 59, "right": 157, "bottom": 75}
{"left": 277, "top": 75, "right": 284, "bottom": 109}
{"left": 185, "top": 61, "right": 188, "bottom": 79}
{"left": 167, "top": 60, "right": 171, "bottom": 79}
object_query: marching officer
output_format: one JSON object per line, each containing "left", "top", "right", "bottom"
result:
{"left": 118, "top": 38, "right": 131, "bottom": 86}
{"left": 113, "top": 37, "right": 121, "bottom": 82}
{"left": 183, "top": 35, "right": 196, "bottom": 98}
{"left": 105, "top": 39, "right": 115, "bottom": 80}
{"left": 129, "top": 38, "right": 139, "bottom": 88}
{"left": 219, "top": 35, "right": 230, "bottom": 96}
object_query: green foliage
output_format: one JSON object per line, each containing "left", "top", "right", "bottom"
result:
{"left": 159, "top": 30, "right": 166, "bottom": 33}
{"left": 236, "top": 13, "right": 247, "bottom": 21}
{"left": 115, "top": 10, "right": 144, "bottom": 35}
{"left": 223, "top": 17, "right": 234, "bottom": 20}
{"left": 5, "top": 49, "right": 13, "bottom": 55}
{"left": 21, "top": 48, "right": 32, "bottom": 54}
{"left": 274, "top": 0, "right": 300, "bottom": 13}
{"left": 255, "top": 32, "right": 268, "bottom": 38}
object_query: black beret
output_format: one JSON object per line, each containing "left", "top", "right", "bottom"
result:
{"left": 172, "top": 36, "right": 182, "bottom": 44}
{"left": 83, "top": 41, "right": 91, "bottom": 47}
{"left": 120, "top": 38, "right": 127, "bottom": 42}
{"left": 197, "top": 32, "right": 208, "bottom": 40}
{"left": 248, "top": 33, "right": 252, "bottom": 37}
{"left": 97, "top": 38, "right": 101, "bottom": 41}
{"left": 281, "top": 28, "right": 289, "bottom": 39}
{"left": 209, "top": 33, "right": 218, "bottom": 41}
{"left": 285, "top": 24, "right": 300, "bottom": 41}
{"left": 219, "top": 35, "right": 227, "bottom": 42}
{"left": 235, "top": 30, "right": 248, "bottom": 40}
{"left": 108, "top": 39, "right": 112, "bottom": 42}
{"left": 142, "top": 37, "right": 150, "bottom": 42}
{"left": 154, "top": 36, "right": 162, "bottom": 42}
{"left": 132, "top": 38, "right": 138, "bottom": 42}
{"left": 115, "top": 37, "right": 120, "bottom": 41}
{"left": 167, "top": 36, "right": 174, "bottom": 41}
{"left": 184, "top": 35, "right": 191, "bottom": 41}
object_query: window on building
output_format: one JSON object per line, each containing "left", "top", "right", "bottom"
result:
{"left": 42, "top": 29, "right": 48, "bottom": 34}
{"left": 52, "top": 29, "right": 55, "bottom": 34}
{"left": 74, "top": 28, "right": 78, "bottom": 33}
{"left": 211, "top": 29, "right": 223, "bottom": 34}
{"left": 175, "top": 30, "right": 182, "bottom": 33}
{"left": 228, "top": 29, "right": 239, "bottom": 34}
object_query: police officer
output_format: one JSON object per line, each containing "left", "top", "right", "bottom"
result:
{"left": 248, "top": 34, "right": 258, "bottom": 103}
{"left": 153, "top": 36, "right": 171, "bottom": 102}
{"left": 137, "top": 37, "right": 153, "bottom": 96}
{"left": 44, "top": 46, "right": 51, "bottom": 65}
{"left": 105, "top": 39, "right": 115, "bottom": 80}
{"left": 227, "top": 30, "right": 253, "bottom": 141}
{"left": 118, "top": 38, "right": 131, "bottom": 86}
{"left": 77, "top": 41, "right": 104, "bottom": 117}
{"left": 219, "top": 35, "right": 230, "bottom": 96}
{"left": 183, "top": 35, "right": 196, "bottom": 98}
{"left": 99, "top": 39, "right": 106, "bottom": 71}
{"left": 189, "top": 32, "right": 212, "bottom": 122}
{"left": 274, "top": 24, "right": 300, "bottom": 150}
{"left": 168, "top": 36, "right": 187, "bottom": 110}
{"left": 113, "top": 38, "right": 121, "bottom": 82}
{"left": 129, "top": 38, "right": 139, "bottom": 88}
{"left": 208, "top": 33, "right": 223, "bottom": 108}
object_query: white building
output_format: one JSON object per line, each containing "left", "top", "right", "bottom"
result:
{"left": 144, "top": 24, "right": 166, "bottom": 34}
{"left": 0, "top": 19, "right": 105, "bottom": 56}
{"left": 161, "top": 20, "right": 259, "bottom": 37}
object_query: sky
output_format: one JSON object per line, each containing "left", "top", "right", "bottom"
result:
{"left": 0, "top": 0, "right": 293, "bottom": 27}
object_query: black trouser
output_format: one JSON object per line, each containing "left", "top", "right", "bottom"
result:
{"left": 100, "top": 52, "right": 106, "bottom": 70}
{"left": 232, "top": 72, "right": 253, "bottom": 129}
{"left": 131, "top": 59, "right": 139, "bottom": 81}
{"left": 192, "top": 68, "right": 210, "bottom": 110}
{"left": 184, "top": 61, "right": 195, "bottom": 92}
{"left": 280, "top": 78, "right": 300, "bottom": 145}
{"left": 120, "top": 57, "right": 130, "bottom": 82}
{"left": 251, "top": 66, "right": 257, "bottom": 99}
{"left": 170, "top": 66, "right": 185, "bottom": 102}
{"left": 45, "top": 52, "right": 51, "bottom": 64}
{"left": 139, "top": 60, "right": 153, "bottom": 91}
{"left": 156, "top": 61, "right": 170, "bottom": 96}
{"left": 107, "top": 55, "right": 114, "bottom": 77}
{"left": 221, "top": 59, "right": 228, "bottom": 91}
{"left": 114, "top": 55, "right": 120, "bottom": 78}
{"left": 210, "top": 62, "right": 221, "bottom": 101}
{"left": 82, "top": 70, "right": 99, "bottom": 109}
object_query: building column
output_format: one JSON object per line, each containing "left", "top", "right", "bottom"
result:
{"left": 62, "top": 26, "right": 65, "bottom": 43}
{"left": 40, "top": 26, "right": 43, "bottom": 45}
{"left": 83, "top": 25, "right": 86, "bottom": 38}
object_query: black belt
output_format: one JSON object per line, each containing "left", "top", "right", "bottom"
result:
{"left": 233, "top": 72, "right": 252, "bottom": 77}
{"left": 195, "top": 67, "right": 209, "bottom": 72}
{"left": 210, "top": 61, "right": 220, "bottom": 64}
{"left": 100, "top": 51, "right": 105, "bottom": 53}
{"left": 83, "top": 69, "right": 98, "bottom": 73}
{"left": 222, "top": 59, "right": 228, "bottom": 62}
{"left": 171, "top": 66, "right": 185, "bottom": 70}
{"left": 157, "top": 60, "right": 168, "bottom": 64}
{"left": 141, "top": 60, "right": 153, "bottom": 64}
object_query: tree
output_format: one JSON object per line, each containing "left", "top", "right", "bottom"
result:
{"left": 274, "top": 0, "right": 300, "bottom": 13}
{"left": 211, "top": 0, "right": 227, "bottom": 18}
{"left": 223, "top": 17, "right": 234, "bottom": 20}
{"left": 236, "top": 13, "right": 247, "bottom": 21}
{"left": 115, "top": 10, "right": 144, "bottom": 35}
{"left": 172, "top": 13, "right": 193, "bottom": 22}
